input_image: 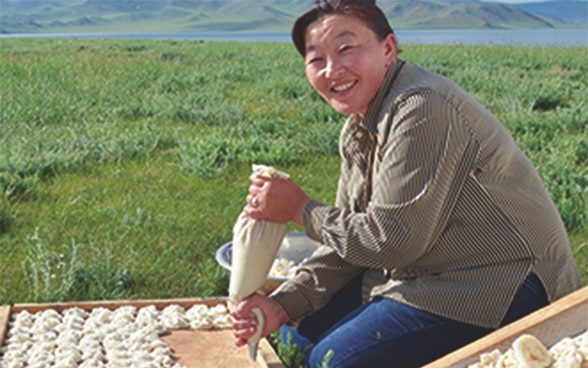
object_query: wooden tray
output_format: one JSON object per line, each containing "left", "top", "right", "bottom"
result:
{"left": 0, "top": 298, "right": 284, "bottom": 368}
{"left": 424, "top": 286, "right": 588, "bottom": 368}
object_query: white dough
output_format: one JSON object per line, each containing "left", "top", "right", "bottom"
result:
{"left": 469, "top": 330, "right": 588, "bottom": 368}
{"left": 1, "top": 302, "right": 235, "bottom": 368}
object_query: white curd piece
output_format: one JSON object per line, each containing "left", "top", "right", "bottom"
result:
{"left": 0, "top": 303, "right": 227, "bottom": 368}
{"left": 468, "top": 329, "right": 588, "bottom": 368}
{"left": 269, "top": 258, "right": 298, "bottom": 278}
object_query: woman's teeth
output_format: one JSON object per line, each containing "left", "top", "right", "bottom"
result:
{"left": 333, "top": 81, "right": 355, "bottom": 92}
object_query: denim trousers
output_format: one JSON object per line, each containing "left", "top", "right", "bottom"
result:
{"left": 280, "top": 273, "right": 548, "bottom": 368}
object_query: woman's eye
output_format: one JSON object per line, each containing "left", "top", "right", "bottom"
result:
{"left": 306, "top": 57, "right": 323, "bottom": 64}
{"left": 339, "top": 45, "right": 352, "bottom": 53}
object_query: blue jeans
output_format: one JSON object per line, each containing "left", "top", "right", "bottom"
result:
{"left": 280, "top": 273, "right": 548, "bottom": 368}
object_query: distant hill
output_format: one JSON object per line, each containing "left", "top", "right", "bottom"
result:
{"left": 0, "top": 0, "right": 583, "bottom": 34}
{"left": 377, "top": 1, "right": 556, "bottom": 29}
{"left": 517, "top": 1, "right": 588, "bottom": 25}
{"left": 0, "top": 0, "right": 312, "bottom": 33}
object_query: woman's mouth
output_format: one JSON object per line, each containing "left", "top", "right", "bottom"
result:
{"left": 331, "top": 80, "right": 357, "bottom": 93}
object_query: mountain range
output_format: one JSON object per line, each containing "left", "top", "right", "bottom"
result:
{"left": 0, "top": 0, "right": 586, "bottom": 34}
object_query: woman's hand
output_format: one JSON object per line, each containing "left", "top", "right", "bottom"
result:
{"left": 231, "top": 293, "right": 290, "bottom": 347}
{"left": 244, "top": 176, "right": 309, "bottom": 226}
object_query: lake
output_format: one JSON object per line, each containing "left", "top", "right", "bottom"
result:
{"left": 1, "top": 28, "right": 587, "bottom": 47}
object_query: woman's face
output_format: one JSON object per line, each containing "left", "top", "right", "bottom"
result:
{"left": 303, "top": 14, "right": 397, "bottom": 117}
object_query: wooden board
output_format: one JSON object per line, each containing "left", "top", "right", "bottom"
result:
{"left": 0, "top": 306, "right": 10, "bottom": 348}
{"left": 1, "top": 298, "right": 285, "bottom": 368}
{"left": 423, "top": 286, "right": 588, "bottom": 368}
{"left": 162, "top": 329, "right": 283, "bottom": 368}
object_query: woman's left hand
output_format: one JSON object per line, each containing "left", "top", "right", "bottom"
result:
{"left": 244, "top": 176, "right": 309, "bottom": 226}
{"left": 231, "top": 293, "right": 290, "bottom": 347}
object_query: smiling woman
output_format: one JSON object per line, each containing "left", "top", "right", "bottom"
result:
{"left": 302, "top": 15, "right": 395, "bottom": 116}
{"left": 229, "top": 1, "right": 583, "bottom": 367}
{"left": 0, "top": 18, "right": 585, "bottom": 368}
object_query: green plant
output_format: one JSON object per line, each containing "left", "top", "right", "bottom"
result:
{"left": 276, "top": 331, "right": 309, "bottom": 368}
{"left": 22, "top": 228, "right": 80, "bottom": 303}
{"left": 319, "top": 350, "right": 335, "bottom": 368}
{"left": 275, "top": 331, "right": 335, "bottom": 368}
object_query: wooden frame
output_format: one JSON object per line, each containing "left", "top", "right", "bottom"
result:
{"left": 424, "top": 286, "right": 588, "bottom": 368}
{"left": 1, "top": 298, "right": 285, "bottom": 368}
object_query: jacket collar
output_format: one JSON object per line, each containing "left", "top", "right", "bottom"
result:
{"left": 355, "top": 58, "right": 405, "bottom": 136}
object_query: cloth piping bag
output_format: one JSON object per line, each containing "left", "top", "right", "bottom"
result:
{"left": 229, "top": 164, "right": 289, "bottom": 361}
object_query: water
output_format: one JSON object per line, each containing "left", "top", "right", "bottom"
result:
{"left": 1, "top": 28, "right": 587, "bottom": 47}
{"left": 396, "top": 28, "right": 587, "bottom": 47}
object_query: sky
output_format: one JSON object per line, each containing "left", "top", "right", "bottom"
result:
{"left": 481, "top": 0, "right": 553, "bottom": 3}
{"left": 482, "top": 0, "right": 587, "bottom": 2}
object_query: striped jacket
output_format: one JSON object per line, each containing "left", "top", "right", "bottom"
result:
{"left": 271, "top": 59, "right": 582, "bottom": 328}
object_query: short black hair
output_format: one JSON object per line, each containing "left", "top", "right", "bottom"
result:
{"left": 291, "top": 0, "right": 394, "bottom": 56}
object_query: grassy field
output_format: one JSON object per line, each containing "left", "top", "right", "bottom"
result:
{"left": 0, "top": 39, "right": 586, "bottom": 319}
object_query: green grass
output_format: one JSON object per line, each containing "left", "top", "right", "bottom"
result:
{"left": 0, "top": 38, "right": 586, "bottom": 366}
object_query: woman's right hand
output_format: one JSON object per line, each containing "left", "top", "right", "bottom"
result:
{"left": 231, "top": 293, "right": 290, "bottom": 347}
{"left": 244, "top": 176, "right": 309, "bottom": 226}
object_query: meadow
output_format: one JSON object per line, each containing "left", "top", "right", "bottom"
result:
{"left": 0, "top": 38, "right": 586, "bottom": 364}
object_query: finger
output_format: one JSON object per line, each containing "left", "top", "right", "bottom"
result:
{"left": 235, "top": 326, "right": 260, "bottom": 343}
{"left": 235, "top": 336, "right": 248, "bottom": 347}
{"left": 237, "top": 323, "right": 259, "bottom": 333}
{"left": 246, "top": 193, "right": 256, "bottom": 205}
{"left": 231, "top": 318, "right": 257, "bottom": 330}
{"left": 233, "top": 325, "right": 256, "bottom": 339}
{"left": 231, "top": 307, "right": 247, "bottom": 319}
{"left": 243, "top": 206, "right": 262, "bottom": 219}
{"left": 231, "top": 303, "right": 256, "bottom": 319}
{"left": 248, "top": 185, "right": 258, "bottom": 195}
{"left": 249, "top": 175, "right": 267, "bottom": 186}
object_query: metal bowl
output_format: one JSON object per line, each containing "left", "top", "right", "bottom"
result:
{"left": 215, "top": 232, "right": 320, "bottom": 293}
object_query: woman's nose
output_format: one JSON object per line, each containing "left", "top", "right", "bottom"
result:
{"left": 324, "top": 56, "right": 344, "bottom": 79}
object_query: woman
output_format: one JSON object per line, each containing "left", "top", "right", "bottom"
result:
{"left": 231, "top": 1, "right": 582, "bottom": 367}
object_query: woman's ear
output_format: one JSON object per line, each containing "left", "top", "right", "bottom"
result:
{"left": 384, "top": 33, "right": 397, "bottom": 68}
